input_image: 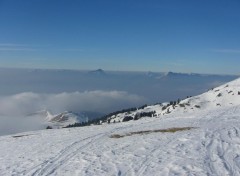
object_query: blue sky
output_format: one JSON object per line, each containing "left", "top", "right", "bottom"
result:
{"left": 0, "top": 0, "right": 239, "bottom": 74}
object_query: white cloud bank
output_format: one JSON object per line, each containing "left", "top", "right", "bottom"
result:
{"left": 0, "top": 90, "right": 145, "bottom": 135}
{"left": 0, "top": 90, "right": 145, "bottom": 116}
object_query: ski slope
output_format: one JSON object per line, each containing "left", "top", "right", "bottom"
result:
{"left": 0, "top": 78, "right": 240, "bottom": 176}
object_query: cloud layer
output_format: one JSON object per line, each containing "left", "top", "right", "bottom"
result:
{"left": 0, "top": 90, "right": 145, "bottom": 135}
{"left": 0, "top": 90, "right": 145, "bottom": 116}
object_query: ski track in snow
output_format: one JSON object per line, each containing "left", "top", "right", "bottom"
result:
{"left": 204, "top": 113, "right": 240, "bottom": 175}
{"left": 25, "top": 133, "right": 105, "bottom": 176}
{"left": 20, "top": 125, "right": 137, "bottom": 176}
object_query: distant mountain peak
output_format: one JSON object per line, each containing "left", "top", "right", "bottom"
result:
{"left": 89, "top": 69, "right": 106, "bottom": 75}
{"left": 164, "top": 71, "right": 201, "bottom": 77}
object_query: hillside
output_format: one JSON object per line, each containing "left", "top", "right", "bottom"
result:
{"left": 0, "top": 78, "right": 240, "bottom": 175}
{"left": 105, "top": 78, "right": 240, "bottom": 123}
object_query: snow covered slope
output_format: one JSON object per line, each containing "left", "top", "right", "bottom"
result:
{"left": 106, "top": 78, "right": 240, "bottom": 123}
{"left": 48, "top": 111, "right": 89, "bottom": 128}
{"left": 0, "top": 78, "right": 240, "bottom": 175}
{"left": 169, "top": 77, "right": 240, "bottom": 114}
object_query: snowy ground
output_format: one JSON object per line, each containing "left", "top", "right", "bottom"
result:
{"left": 0, "top": 105, "right": 240, "bottom": 176}
{"left": 0, "top": 78, "right": 240, "bottom": 176}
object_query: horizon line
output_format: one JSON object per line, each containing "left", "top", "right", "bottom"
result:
{"left": 0, "top": 66, "right": 238, "bottom": 77}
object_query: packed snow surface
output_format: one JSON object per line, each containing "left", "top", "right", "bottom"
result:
{"left": 0, "top": 78, "right": 240, "bottom": 176}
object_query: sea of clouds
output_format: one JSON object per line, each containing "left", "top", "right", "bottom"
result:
{"left": 0, "top": 90, "right": 145, "bottom": 116}
{"left": 0, "top": 90, "right": 145, "bottom": 135}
